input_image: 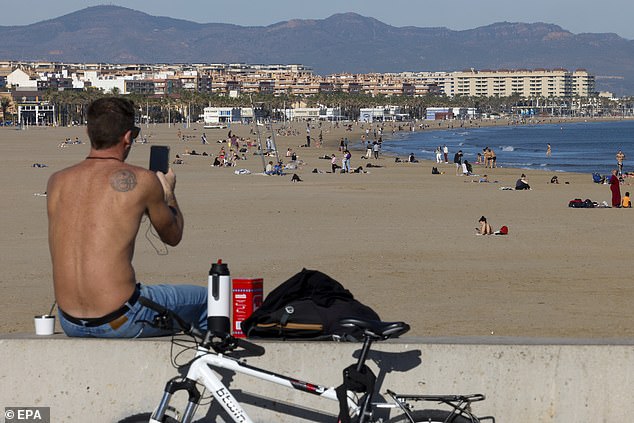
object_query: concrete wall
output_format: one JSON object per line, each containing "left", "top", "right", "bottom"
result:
{"left": 1, "top": 334, "right": 633, "bottom": 422}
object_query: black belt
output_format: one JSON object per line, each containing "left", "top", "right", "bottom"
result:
{"left": 60, "top": 284, "right": 141, "bottom": 328}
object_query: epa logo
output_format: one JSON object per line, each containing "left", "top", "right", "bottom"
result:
{"left": 5, "top": 407, "right": 50, "bottom": 422}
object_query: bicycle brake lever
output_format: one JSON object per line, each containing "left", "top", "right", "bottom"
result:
{"left": 234, "top": 337, "right": 265, "bottom": 356}
{"left": 205, "top": 332, "right": 265, "bottom": 356}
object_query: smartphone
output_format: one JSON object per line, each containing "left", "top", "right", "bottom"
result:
{"left": 149, "top": 145, "right": 170, "bottom": 174}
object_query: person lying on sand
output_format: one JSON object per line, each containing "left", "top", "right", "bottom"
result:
{"left": 476, "top": 216, "right": 493, "bottom": 235}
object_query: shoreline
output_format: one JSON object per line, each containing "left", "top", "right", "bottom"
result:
{"left": 373, "top": 116, "right": 633, "bottom": 176}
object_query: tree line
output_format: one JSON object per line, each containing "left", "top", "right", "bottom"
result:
{"left": 2, "top": 88, "right": 633, "bottom": 126}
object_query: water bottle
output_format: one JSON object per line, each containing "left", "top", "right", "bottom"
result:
{"left": 208, "top": 259, "right": 231, "bottom": 335}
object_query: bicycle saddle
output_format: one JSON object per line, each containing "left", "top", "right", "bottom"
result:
{"left": 339, "top": 318, "right": 410, "bottom": 340}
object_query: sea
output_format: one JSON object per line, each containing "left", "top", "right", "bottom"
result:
{"left": 380, "top": 119, "right": 634, "bottom": 176}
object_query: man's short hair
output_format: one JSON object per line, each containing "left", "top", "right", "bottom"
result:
{"left": 87, "top": 97, "right": 136, "bottom": 150}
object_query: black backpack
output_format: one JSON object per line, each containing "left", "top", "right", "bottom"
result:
{"left": 241, "top": 269, "right": 380, "bottom": 341}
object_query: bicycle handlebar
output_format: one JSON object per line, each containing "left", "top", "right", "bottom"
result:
{"left": 138, "top": 296, "right": 265, "bottom": 356}
{"left": 139, "top": 296, "right": 204, "bottom": 338}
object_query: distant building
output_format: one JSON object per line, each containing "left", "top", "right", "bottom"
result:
{"left": 7, "top": 68, "right": 36, "bottom": 89}
{"left": 125, "top": 79, "right": 155, "bottom": 95}
{"left": 0, "top": 61, "right": 600, "bottom": 99}
{"left": 425, "top": 107, "right": 477, "bottom": 120}
{"left": 11, "top": 89, "right": 55, "bottom": 125}
{"left": 282, "top": 107, "right": 343, "bottom": 121}
{"left": 452, "top": 68, "right": 595, "bottom": 98}
{"left": 360, "top": 106, "right": 408, "bottom": 122}
{"left": 203, "top": 107, "right": 241, "bottom": 125}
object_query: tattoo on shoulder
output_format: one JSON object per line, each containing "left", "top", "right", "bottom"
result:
{"left": 110, "top": 169, "right": 137, "bottom": 192}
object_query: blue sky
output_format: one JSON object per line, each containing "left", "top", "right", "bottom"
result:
{"left": 4, "top": 0, "right": 634, "bottom": 40}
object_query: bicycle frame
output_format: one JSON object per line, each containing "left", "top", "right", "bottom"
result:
{"left": 150, "top": 345, "right": 370, "bottom": 423}
{"left": 135, "top": 298, "right": 489, "bottom": 423}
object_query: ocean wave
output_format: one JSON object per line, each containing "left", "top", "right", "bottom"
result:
{"left": 501, "top": 146, "right": 514, "bottom": 152}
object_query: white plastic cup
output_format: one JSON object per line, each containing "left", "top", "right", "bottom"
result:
{"left": 34, "top": 315, "right": 55, "bottom": 335}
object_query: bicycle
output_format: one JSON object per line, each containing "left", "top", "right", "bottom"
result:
{"left": 120, "top": 297, "right": 495, "bottom": 423}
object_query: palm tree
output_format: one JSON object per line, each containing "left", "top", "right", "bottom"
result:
{"left": 1, "top": 96, "right": 13, "bottom": 123}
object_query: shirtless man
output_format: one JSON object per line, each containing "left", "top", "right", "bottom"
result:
{"left": 47, "top": 97, "right": 207, "bottom": 337}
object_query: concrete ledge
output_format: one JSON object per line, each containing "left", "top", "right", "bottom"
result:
{"left": 1, "top": 334, "right": 633, "bottom": 422}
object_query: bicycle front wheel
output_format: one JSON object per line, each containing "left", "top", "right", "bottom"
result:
{"left": 390, "top": 409, "right": 472, "bottom": 423}
{"left": 117, "top": 412, "right": 179, "bottom": 423}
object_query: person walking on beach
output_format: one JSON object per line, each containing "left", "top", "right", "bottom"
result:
{"left": 453, "top": 150, "right": 463, "bottom": 175}
{"left": 344, "top": 150, "right": 352, "bottom": 172}
{"left": 546, "top": 143, "right": 552, "bottom": 157}
{"left": 616, "top": 150, "right": 625, "bottom": 176}
{"left": 47, "top": 97, "right": 207, "bottom": 338}
{"left": 609, "top": 169, "right": 621, "bottom": 207}
{"left": 331, "top": 154, "right": 339, "bottom": 173}
{"left": 488, "top": 148, "right": 497, "bottom": 168}
{"left": 435, "top": 146, "right": 442, "bottom": 163}
{"left": 365, "top": 142, "right": 373, "bottom": 159}
{"left": 373, "top": 141, "right": 380, "bottom": 159}
{"left": 443, "top": 145, "right": 449, "bottom": 163}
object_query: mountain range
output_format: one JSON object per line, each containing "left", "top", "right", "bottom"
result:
{"left": 1, "top": 6, "right": 634, "bottom": 95}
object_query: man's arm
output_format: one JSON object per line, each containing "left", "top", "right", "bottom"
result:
{"left": 146, "top": 169, "right": 184, "bottom": 246}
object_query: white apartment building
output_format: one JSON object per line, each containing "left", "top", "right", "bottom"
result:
{"left": 452, "top": 68, "right": 595, "bottom": 98}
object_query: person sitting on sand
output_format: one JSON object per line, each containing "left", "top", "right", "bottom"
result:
{"left": 265, "top": 161, "right": 274, "bottom": 175}
{"left": 476, "top": 216, "right": 493, "bottom": 235}
{"left": 515, "top": 174, "right": 531, "bottom": 190}
{"left": 461, "top": 160, "right": 474, "bottom": 176}
{"left": 273, "top": 161, "right": 285, "bottom": 175}
{"left": 622, "top": 191, "right": 631, "bottom": 208}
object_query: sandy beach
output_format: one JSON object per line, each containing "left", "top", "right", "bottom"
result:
{"left": 2, "top": 118, "right": 633, "bottom": 339}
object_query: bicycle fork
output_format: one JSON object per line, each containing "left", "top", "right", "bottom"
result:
{"left": 151, "top": 377, "right": 201, "bottom": 423}
{"left": 151, "top": 350, "right": 255, "bottom": 423}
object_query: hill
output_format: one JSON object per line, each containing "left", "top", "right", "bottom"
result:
{"left": 1, "top": 6, "right": 633, "bottom": 95}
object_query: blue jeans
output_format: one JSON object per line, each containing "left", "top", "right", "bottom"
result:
{"left": 59, "top": 283, "right": 208, "bottom": 338}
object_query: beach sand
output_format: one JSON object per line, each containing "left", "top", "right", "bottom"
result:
{"left": 2, "top": 118, "right": 633, "bottom": 339}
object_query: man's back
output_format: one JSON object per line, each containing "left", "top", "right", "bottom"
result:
{"left": 47, "top": 159, "right": 156, "bottom": 318}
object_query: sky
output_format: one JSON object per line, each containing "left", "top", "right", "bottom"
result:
{"left": 3, "top": 0, "right": 634, "bottom": 40}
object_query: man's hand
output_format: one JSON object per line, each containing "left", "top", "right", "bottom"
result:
{"left": 156, "top": 168, "right": 176, "bottom": 204}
